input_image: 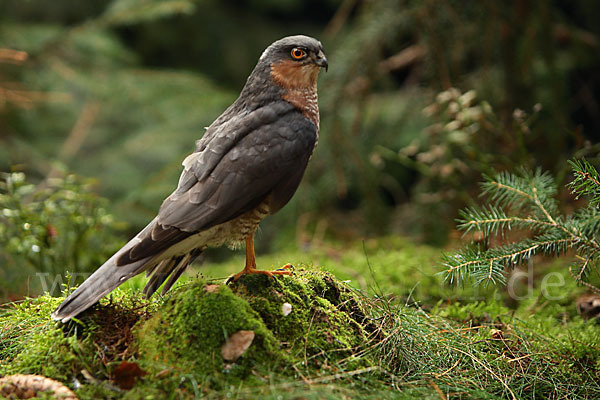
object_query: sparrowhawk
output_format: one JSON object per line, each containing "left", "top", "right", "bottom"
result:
{"left": 52, "top": 35, "right": 328, "bottom": 322}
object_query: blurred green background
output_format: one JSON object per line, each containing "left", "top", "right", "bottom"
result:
{"left": 2, "top": 0, "right": 600, "bottom": 300}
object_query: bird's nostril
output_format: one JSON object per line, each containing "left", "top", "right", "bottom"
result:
{"left": 317, "top": 56, "right": 328, "bottom": 71}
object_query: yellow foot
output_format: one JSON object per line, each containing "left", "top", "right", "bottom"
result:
{"left": 226, "top": 264, "right": 294, "bottom": 284}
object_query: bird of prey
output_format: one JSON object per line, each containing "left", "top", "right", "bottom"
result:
{"left": 52, "top": 35, "right": 328, "bottom": 322}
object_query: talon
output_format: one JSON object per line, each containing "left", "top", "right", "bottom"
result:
{"left": 276, "top": 263, "right": 294, "bottom": 272}
{"left": 227, "top": 236, "right": 293, "bottom": 284}
{"left": 269, "top": 269, "right": 293, "bottom": 276}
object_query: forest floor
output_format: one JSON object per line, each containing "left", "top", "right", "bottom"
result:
{"left": 1, "top": 236, "right": 600, "bottom": 399}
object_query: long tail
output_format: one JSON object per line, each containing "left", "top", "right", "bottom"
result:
{"left": 51, "top": 237, "right": 152, "bottom": 322}
{"left": 51, "top": 219, "right": 203, "bottom": 322}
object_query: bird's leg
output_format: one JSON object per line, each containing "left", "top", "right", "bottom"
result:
{"left": 243, "top": 234, "right": 257, "bottom": 273}
{"left": 227, "top": 234, "right": 293, "bottom": 283}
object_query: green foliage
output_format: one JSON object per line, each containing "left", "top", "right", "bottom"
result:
{"left": 99, "top": 0, "right": 197, "bottom": 27}
{"left": 0, "top": 0, "right": 236, "bottom": 229}
{"left": 0, "top": 172, "right": 123, "bottom": 298}
{"left": 373, "top": 87, "right": 549, "bottom": 243}
{"left": 568, "top": 158, "right": 600, "bottom": 208}
{"left": 312, "top": 0, "right": 598, "bottom": 241}
{"left": 443, "top": 160, "right": 600, "bottom": 292}
{"left": 2, "top": 0, "right": 599, "bottom": 246}
{"left": 374, "top": 88, "right": 508, "bottom": 242}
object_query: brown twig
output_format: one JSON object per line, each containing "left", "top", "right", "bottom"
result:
{"left": 323, "top": 0, "right": 358, "bottom": 40}
{"left": 380, "top": 45, "right": 425, "bottom": 72}
{"left": 0, "top": 49, "right": 28, "bottom": 64}
{"left": 44, "top": 100, "right": 100, "bottom": 183}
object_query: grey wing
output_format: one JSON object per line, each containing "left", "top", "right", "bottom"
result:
{"left": 117, "top": 107, "right": 317, "bottom": 265}
{"left": 52, "top": 104, "right": 317, "bottom": 321}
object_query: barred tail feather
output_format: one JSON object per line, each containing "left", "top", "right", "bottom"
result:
{"left": 51, "top": 239, "right": 152, "bottom": 323}
{"left": 52, "top": 238, "right": 204, "bottom": 322}
{"left": 142, "top": 247, "right": 203, "bottom": 298}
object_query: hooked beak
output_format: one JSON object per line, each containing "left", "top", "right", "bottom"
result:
{"left": 313, "top": 50, "right": 328, "bottom": 72}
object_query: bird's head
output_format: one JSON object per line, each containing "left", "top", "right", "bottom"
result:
{"left": 261, "top": 35, "right": 328, "bottom": 90}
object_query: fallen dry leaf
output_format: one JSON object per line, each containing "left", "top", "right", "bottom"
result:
{"left": 204, "top": 284, "right": 220, "bottom": 293}
{"left": 111, "top": 361, "right": 147, "bottom": 390}
{"left": 221, "top": 330, "right": 255, "bottom": 361}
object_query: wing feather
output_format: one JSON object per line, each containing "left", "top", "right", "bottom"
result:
{"left": 118, "top": 104, "right": 317, "bottom": 264}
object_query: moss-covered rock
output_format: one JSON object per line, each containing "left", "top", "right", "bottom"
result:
{"left": 1, "top": 268, "right": 373, "bottom": 400}
{"left": 130, "top": 268, "right": 372, "bottom": 396}
{"left": 134, "top": 279, "right": 279, "bottom": 386}
{"left": 230, "top": 269, "right": 370, "bottom": 369}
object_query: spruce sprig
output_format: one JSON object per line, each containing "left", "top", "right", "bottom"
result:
{"left": 568, "top": 159, "right": 600, "bottom": 208}
{"left": 443, "top": 161, "right": 600, "bottom": 291}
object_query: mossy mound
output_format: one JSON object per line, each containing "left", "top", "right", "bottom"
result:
{"left": 0, "top": 267, "right": 374, "bottom": 399}
{"left": 131, "top": 268, "right": 372, "bottom": 396}
{"left": 134, "top": 279, "right": 280, "bottom": 387}
{"left": 229, "top": 269, "right": 371, "bottom": 368}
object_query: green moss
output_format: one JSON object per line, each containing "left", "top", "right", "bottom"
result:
{"left": 230, "top": 269, "right": 370, "bottom": 370}
{"left": 431, "top": 296, "right": 509, "bottom": 323}
{"left": 0, "top": 295, "right": 89, "bottom": 381}
{"left": 135, "top": 279, "right": 279, "bottom": 387}
{"left": 1, "top": 290, "right": 153, "bottom": 399}
{"left": 2, "top": 254, "right": 600, "bottom": 399}
{"left": 130, "top": 268, "right": 372, "bottom": 397}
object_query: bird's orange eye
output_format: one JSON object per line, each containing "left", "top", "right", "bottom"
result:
{"left": 291, "top": 48, "right": 306, "bottom": 60}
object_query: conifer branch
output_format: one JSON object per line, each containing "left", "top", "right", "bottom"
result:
{"left": 444, "top": 160, "right": 600, "bottom": 289}
{"left": 444, "top": 238, "right": 574, "bottom": 273}
{"left": 568, "top": 159, "right": 600, "bottom": 208}
{"left": 569, "top": 264, "right": 600, "bottom": 294}
{"left": 458, "top": 206, "right": 559, "bottom": 237}
{"left": 532, "top": 186, "right": 557, "bottom": 225}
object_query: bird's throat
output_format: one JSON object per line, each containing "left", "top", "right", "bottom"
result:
{"left": 282, "top": 88, "right": 320, "bottom": 129}
{"left": 270, "top": 60, "right": 321, "bottom": 128}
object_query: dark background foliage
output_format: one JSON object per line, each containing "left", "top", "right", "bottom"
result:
{"left": 2, "top": 0, "right": 600, "bottom": 297}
